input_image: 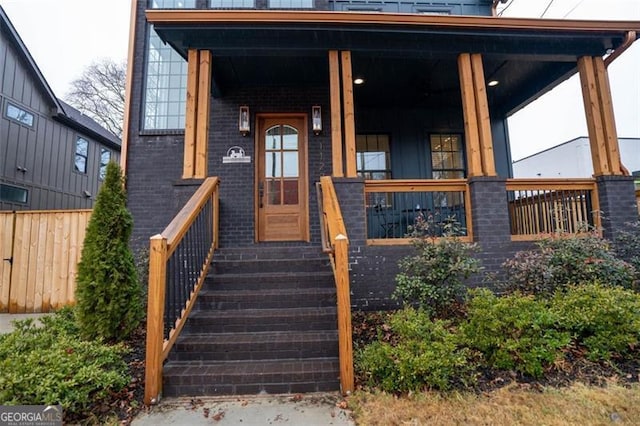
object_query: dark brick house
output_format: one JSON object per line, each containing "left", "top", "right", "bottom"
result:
{"left": 0, "top": 7, "right": 121, "bottom": 211}
{"left": 122, "top": 0, "right": 640, "bottom": 401}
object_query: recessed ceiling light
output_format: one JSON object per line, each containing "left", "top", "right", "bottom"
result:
{"left": 488, "top": 80, "right": 499, "bottom": 87}
{"left": 354, "top": 78, "right": 365, "bottom": 85}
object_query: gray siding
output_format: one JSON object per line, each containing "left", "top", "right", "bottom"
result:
{"left": 0, "top": 29, "right": 120, "bottom": 211}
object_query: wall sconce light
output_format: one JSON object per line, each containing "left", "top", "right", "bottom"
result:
{"left": 312, "top": 105, "right": 322, "bottom": 135}
{"left": 239, "top": 105, "right": 250, "bottom": 136}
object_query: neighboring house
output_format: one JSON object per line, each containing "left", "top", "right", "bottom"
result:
{"left": 123, "top": 1, "right": 640, "bottom": 400}
{"left": 513, "top": 137, "right": 640, "bottom": 180}
{"left": 0, "top": 6, "right": 121, "bottom": 211}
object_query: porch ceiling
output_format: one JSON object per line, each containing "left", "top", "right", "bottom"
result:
{"left": 149, "top": 10, "right": 639, "bottom": 115}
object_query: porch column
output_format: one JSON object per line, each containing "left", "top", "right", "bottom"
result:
{"left": 577, "top": 56, "right": 624, "bottom": 176}
{"left": 458, "top": 53, "right": 496, "bottom": 177}
{"left": 328, "top": 50, "right": 358, "bottom": 178}
{"left": 329, "top": 51, "right": 344, "bottom": 177}
{"left": 184, "top": 49, "right": 212, "bottom": 179}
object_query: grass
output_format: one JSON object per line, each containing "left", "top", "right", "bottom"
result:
{"left": 349, "top": 382, "right": 640, "bottom": 425}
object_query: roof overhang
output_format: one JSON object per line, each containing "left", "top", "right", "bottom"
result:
{"left": 147, "top": 10, "right": 640, "bottom": 115}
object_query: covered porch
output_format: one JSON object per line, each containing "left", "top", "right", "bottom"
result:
{"left": 148, "top": 10, "right": 638, "bottom": 245}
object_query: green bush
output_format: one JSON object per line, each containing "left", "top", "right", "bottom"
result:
{"left": 501, "top": 233, "right": 635, "bottom": 295}
{"left": 393, "top": 236, "right": 481, "bottom": 317}
{"left": 550, "top": 283, "right": 640, "bottom": 361}
{"left": 357, "top": 308, "right": 476, "bottom": 392}
{"left": 0, "top": 308, "right": 130, "bottom": 415}
{"left": 76, "top": 162, "right": 143, "bottom": 341}
{"left": 460, "top": 289, "right": 571, "bottom": 378}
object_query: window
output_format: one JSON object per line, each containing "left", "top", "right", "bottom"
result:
{"left": 75, "top": 138, "right": 89, "bottom": 174}
{"left": 0, "top": 184, "right": 28, "bottom": 204}
{"left": 430, "top": 134, "right": 465, "bottom": 179}
{"left": 211, "top": 0, "right": 254, "bottom": 7}
{"left": 356, "top": 134, "right": 391, "bottom": 180}
{"left": 269, "top": 0, "right": 313, "bottom": 7}
{"left": 143, "top": 27, "right": 188, "bottom": 130}
{"left": 99, "top": 149, "right": 111, "bottom": 180}
{"left": 6, "top": 103, "right": 34, "bottom": 127}
{"left": 150, "top": 0, "right": 195, "bottom": 7}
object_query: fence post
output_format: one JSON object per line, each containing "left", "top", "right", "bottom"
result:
{"left": 144, "top": 234, "right": 167, "bottom": 405}
{"left": 334, "top": 234, "right": 354, "bottom": 394}
{"left": 213, "top": 184, "right": 219, "bottom": 249}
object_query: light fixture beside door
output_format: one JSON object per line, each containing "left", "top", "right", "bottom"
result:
{"left": 312, "top": 105, "right": 322, "bottom": 135}
{"left": 239, "top": 105, "right": 250, "bottom": 136}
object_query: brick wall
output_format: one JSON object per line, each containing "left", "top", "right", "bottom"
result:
{"left": 596, "top": 175, "right": 638, "bottom": 239}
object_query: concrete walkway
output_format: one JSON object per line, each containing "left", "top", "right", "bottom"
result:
{"left": 132, "top": 393, "right": 354, "bottom": 426}
{"left": 0, "top": 313, "right": 49, "bottom": 334}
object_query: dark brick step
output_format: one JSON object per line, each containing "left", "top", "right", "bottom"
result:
{"left": 205, "top": 271, "right": 335, "bottom": 291}
{"left": 163, "top": 358, "right": 340, "bottom": 396}
{"left": 212, "top": 258, "right": 331, "bottom": 275}
{"left": 196, "top": 288, "right": 337, "bottom": 310}
{"left": 184, "top": 307, "right": 337, "bottom": 333}
{"left": 214, "top": 246, "right": 325, "bottom": 261}
{"left": 170, "top": 331, "right": 338, "bottom": 361}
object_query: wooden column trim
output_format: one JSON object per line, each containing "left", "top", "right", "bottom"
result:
{"left": 183, "top": 49, "right": 199, "bottom": 178}
{"left": 329, "top": 51, "right": 344, "bottom": 178}
{"left": 578, "top": 56, "right": 610, "bottom": 176}
{"left": 195, "top": 50, "right": 211, "bottom": 178}
{"left": 458, "top": 53, "right": 483, "bottom": 177}
{"left": 470, "top": 54, "right": 496, "bottom": 176}
{"left": 341, "top": 51, "right": 357, "bottom": 178}
{"left": 593, "top": 57, "right": 623, "bottom": 175}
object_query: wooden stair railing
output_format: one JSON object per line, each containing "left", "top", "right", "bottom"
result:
{"left": 317, "top": 176, "right": 354, "bottom": 394}
{"left": 144, "top": 177, "right": 220, "bottom": 404}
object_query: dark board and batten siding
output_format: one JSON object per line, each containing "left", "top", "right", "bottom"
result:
{"left": 0, "top": 18, "right": 119, "bottom": 211}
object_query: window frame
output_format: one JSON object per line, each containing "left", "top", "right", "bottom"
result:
{"left": 99, "top": 148, "right": 111, "bottom": 180}
{"left": 0, "top": 183, "right": 29, "bottom": 204}
{"left": 356, "top": 134, "right": 392, "bottom": 181}
{"left": 5, "top": 102, "right": 35, "bottom": 128}
{"left": 268, "top": 0, "right": 314, "bottom": 8}
{"left": 74, "top": 137, "right": 89, "bottom": 174}
{"left": 429, "top": 133, "right": 466, "bottom": 179}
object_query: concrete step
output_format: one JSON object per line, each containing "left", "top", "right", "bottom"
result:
{"left": 205, "top": 271, "right": 334, "bottom": 291}
{"left": 212, "top": 258, "right": 331, "bottom": 275}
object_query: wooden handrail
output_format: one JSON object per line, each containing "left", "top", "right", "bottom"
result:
{"left": 365, "top": 178, "right": 467, "bottom": 193}
{"left": 318, "top": 176, "right": 354, "bottom": 395}
{"left": 144, "top": 177, "right": 220, "bottom": 405}
{"left": 506, "top": 178, "right": 597, "bottom": 191}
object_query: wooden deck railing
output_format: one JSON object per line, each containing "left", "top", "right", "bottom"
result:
{"left": 506, "top": 179, "right": 600, "bottom": 241}
{"left": 144, "top": 177, "right": 220, "bottom": 404}
{"left": 363, "top": 179, "right": 472, "bottom": 244}
{"left": 318, "top": 176, "right": 354, "bottom": 395}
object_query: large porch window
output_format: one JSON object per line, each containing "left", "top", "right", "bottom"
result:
{"left": 430, "top": 133, "right": 465, "bottom": 179}
{"left": 356, "top": 134, "right": 391, "bottom": 180}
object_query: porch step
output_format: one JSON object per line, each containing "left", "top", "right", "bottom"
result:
{"left": 163, "top": 250, "right": 341, "bottom": 397}
{"left": 206, "top": 271, "right": 334, "bottom": 290}
{"left": 169, "top": 331, "right": 339, "bottom": 361}
{"left": 195, "top": 288, "right": 337, "bottom": 310}
{"left": 184, "top": 307, "right": 337, "bottom": 333}
{"left": 163, "top": 358, "right": 340, "bottom": 396}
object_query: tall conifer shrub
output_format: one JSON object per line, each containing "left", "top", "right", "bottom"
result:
{"left": 75, "top": 162, "right": 143, "bottom": 341}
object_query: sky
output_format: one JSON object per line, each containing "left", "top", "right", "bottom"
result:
{"left": 0, "top": 0, "right": 638, "bottom": 161}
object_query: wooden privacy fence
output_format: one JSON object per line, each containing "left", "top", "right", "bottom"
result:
{"left": 0, "top": 210, "right": 91, "bottom": 313}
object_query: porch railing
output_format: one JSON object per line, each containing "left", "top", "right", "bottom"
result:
{"left": 506, "top": 178, "right": 600, "bottom": 241}
{"left": 364, "top": 179, "right": 472, "bottom": 243}
{"left": 317, "top": 176, "right": 354, "bottom": 395}
{"left": 144, "top": 177, "right": 220, "bottom": 404}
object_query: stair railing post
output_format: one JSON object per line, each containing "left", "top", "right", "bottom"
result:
{"left": 144, "top": 234, "right": 168, "bottom": 405}
{"left": 213, "top": 182, "right": 219, "bottom": 249}
{"left": 334, "top": 234, "right": 354, "bottom": 394}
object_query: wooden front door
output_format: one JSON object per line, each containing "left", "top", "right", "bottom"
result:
{"left": 256, "top": 115, "right": 309, "bottom": 241}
